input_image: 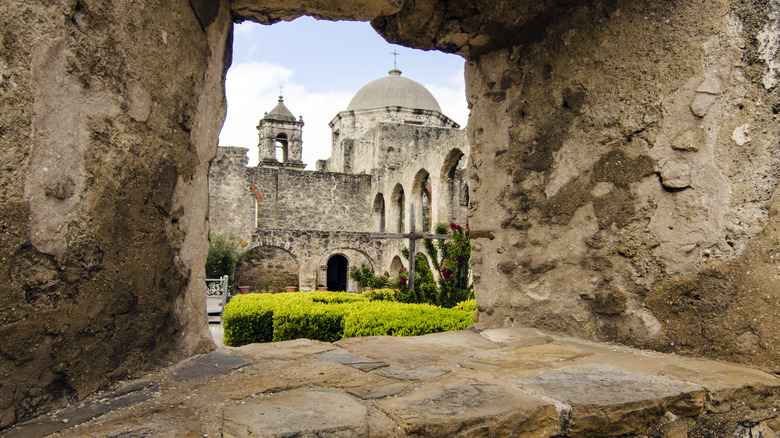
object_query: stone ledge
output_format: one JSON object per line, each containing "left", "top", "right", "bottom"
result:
{"left": 6, "top": 328, "right": 780, "bottom": 437}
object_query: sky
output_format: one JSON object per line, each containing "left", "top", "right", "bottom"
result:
{"left": 218, "top": 17, "right": 469, "bottom": 167}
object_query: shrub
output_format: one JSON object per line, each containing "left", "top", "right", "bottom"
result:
{"left": 343, "top": 301, "right": 473, "bottom": 338}
{"left": 222, "top": 292, "right": 475, "bottom": 347}
{"left": 222, "top": 295, "right": 274, "bottom": 345}
{"left": 349, "top": 263, "right": 391, "bottom": 288}
{"left": 395, "top": 222, "right": 473, "bottom": 308}
{"left": 452, "top": 298, "right": 477, "bottom": 313}
{"left": 206, "top": 232, "right": 246, "bottom": 279}
{"left": 362, "top": 288, "right": 397, "bottom": 302}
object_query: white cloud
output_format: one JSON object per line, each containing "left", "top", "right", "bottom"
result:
{"left": 425, "top": 81, "right": 469, "bottom": 128}
{"left": 219, "top": 61, "right": 353, "bottom": 167}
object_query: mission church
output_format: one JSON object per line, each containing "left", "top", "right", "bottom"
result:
{"left": 209, "top": 67, "right": 470, "bottom": 293}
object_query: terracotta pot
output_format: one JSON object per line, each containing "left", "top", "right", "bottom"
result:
{"left": 317, "top": 287, "right": 327, "bottom": 291}
{"left": 238, "top": 286, "right": 250, "bottom": 295}
{"left": 364, "top": 287, "right": 373, "bottom": 292}
{"left": 285, "top": 286, "right": 296, "bottom": 293}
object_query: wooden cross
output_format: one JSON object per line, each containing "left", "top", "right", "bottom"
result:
{"left": 369, "top": 203, "right": 450, "bottom": 293}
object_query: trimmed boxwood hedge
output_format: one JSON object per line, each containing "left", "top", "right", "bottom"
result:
{"left": 222, "top": 291, "right": 476, "bottom": 347}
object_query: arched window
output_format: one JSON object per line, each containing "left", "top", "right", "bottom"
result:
{"left": 391, "top": 185, "right": 405, "bottom": 233}
{"left": 389, "top": 256, "right": 404, "bottom": 279}
{"left": 412, "top": 169, "right": 431, "bottom": 232}
{"left": 275, "top": 133, "right": 288, "bottom": 162}
{"left": 421, "top": 175, "right": 431, "bottom": 232}
{"left": 441, "top": 150, "right": 468, "bottom": 223}
{"left": 373, "top": 193, "right": 386, "bottom": 232}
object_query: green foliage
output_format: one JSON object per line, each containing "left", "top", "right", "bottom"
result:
{"left": 362, "top": 288, "right": 398, "bottom": 302}
{"left": 222, "top": 295, "right": 274, "bottom": 345}
{"left": 396, "top": 252, "right": 437, "bottom": 305}
{"left": 396, "top": 222, "right": 473, "bottom": 308}
{"left": 273, "top": 304, "right": 345, "bottom": 343}
{"left": 431, "top": 222, "right": 473, "bottom": 308}
{"left": 349, "top": 262, "right": 390, "bottom": 288}
{"left": 206, "top": 232, "right": 246, "bottom": 279}
{"left": 222, "top": 292, "right": 475, "bottom": 347}
{"left": 343, "top": 301, "right": 472, "bottom": 337}
{"left": 452, "top": 298, "right": 477, "bottom": 313}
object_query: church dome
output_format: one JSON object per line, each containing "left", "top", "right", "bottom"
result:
{"left": 346, "top": 68, "right": 442, "bottom": 112}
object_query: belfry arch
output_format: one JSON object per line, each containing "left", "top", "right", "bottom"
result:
{"left": 275, "top": 133, "right": 289, "bottom": 162}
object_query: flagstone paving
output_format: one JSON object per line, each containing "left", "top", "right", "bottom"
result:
{"left": 5, "top": 327, "right": 780, "bottom": 437}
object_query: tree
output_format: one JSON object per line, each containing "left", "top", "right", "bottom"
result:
{"left": 206, "top": 232, "right": 246, "bottom": 279}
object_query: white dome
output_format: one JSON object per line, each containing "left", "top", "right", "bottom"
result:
{"left": 346, "top": 68, "right": 442, "bottom": 112}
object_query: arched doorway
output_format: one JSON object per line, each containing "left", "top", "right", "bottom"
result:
{"left": 326, "top": 255, "right": 348, "bottom": 291}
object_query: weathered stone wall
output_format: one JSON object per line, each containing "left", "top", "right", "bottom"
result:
{"left": 327, "top": 107, "right": 458, "bottom": 173}
{"left": 249, "top": 229, "right": 384, "bottom": 292}
{"left": 371, "top": 129, "right": 470, "bottom": 235}
{"left": 208, "top": 146, "right": 255, "bottom": 241}
{"left": 449, "top": 0, "right": 780, "bottom": 370}
{"left": 354, "top": 122, "right": 459, "bottom": 174}
{"left": 234, "top": 245, "right": 300, "bottom": 292}
{"left": 0, "top": 0, "right": 228, "bottom": 427}
{"left": 252, "top": 167, "right": 373, "bottom": 232}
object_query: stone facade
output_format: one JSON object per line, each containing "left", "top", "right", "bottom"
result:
{"left": 3, "top": 0, "right": 780, "bottom": 429}
{"left": 209, "top": 83, "right": 469, "bottom": 292}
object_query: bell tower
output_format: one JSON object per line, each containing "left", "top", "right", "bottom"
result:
{"left": 257, "top": 95, "right": 305, "bottom": 169}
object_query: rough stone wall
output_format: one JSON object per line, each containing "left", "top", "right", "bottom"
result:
{"left": 252, "top": 167, "right": 373, "bottom": 232}
{"left": 354, "top": 122, "right": 459, "bottom": 174}
{"left": 234, "top": 245, "right": 300, "bottom": 292}
{"left": 0, "top": 0, "right": 228, "bottom": 427}
{"left": 371, "top": 129, "right": 470, "bottom": 234}
{"left": 208, "top": 146, "right": 255, "bottom": 240}
{"left": 327, "top": 107, "right": 457, "bottom": 172}
{"left": 249, "top": 229, "right": 383, "bottom": 292}
{"left": 452, "top": 0, "right": 780, "bottom": 370}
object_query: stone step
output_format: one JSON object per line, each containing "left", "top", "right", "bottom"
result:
{"left": 5, "top": 328, "right": 780, "bottom": 437}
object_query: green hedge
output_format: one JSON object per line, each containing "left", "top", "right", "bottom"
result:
{"left": 222, "top": 291, "right": 476, "bottom": 347}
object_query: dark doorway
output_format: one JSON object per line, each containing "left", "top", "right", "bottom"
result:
{"left": 327, "top": 255, "right": 348, "bottom": 291}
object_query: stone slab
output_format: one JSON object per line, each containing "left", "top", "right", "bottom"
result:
{"left": 376, "top": 371, "right": 560, "bottom": 437}
{"left": 461, "top": 343, "right": 592, "bottom": 371}
{"left": 335, "top": 330, "right": 500, "bottom": 366}
{"left": 507, "top": 363, "right": 707, "bottom": 436}
{"left": 222, "top": 389, "right": 368, "bottom": 438}
{"left": 236, "top": 338, "right": 337, "bottom": 360}
{"left": 315, "top": 348, "right": 389, "bottom": 371}
{"left": 479, "top": 327, "right": 555, "bottom": 346}
{"left": 373, "top": 365, "right": 451, "bottom": 381}
{"left": 347, "top": 381, "right": 414, "bottom": 400}
{"left": 3, "top": 381, "right": 158, "bottom": 438}
{"left": 554, "top": 338, "right": 780, "bottom": 396}
{"left": 168, "top": 351, "right": 250, "bottom": 382}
